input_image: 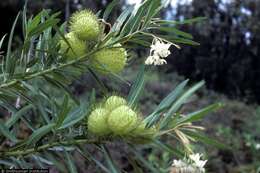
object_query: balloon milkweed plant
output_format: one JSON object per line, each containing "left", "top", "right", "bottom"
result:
{"left": 0, "top": 0, "right": 225, "bottom": 172}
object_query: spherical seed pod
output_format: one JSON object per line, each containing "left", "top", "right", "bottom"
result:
{"left": 59, "top": 32, "right": 87, "bottom": 60}
{"left": 104, "top": 96, "right": 127, "bottom": 112}
{"left": 69, "top": 10, "right": 100, "bottom": 41}
{"left": 87, "top": 108, "right": 111, "bottom": 136}
{"left": 90, "top": 44, "right": 127, "bottom": 74}
{"left": 107, "top": 105, "right": 138, "bottom": 135}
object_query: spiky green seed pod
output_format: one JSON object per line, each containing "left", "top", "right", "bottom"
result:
{"left": 69, "top": 10, "right": 100, "bottom": 41}
{"left": 59, "top": 32, "right": 87, "bottom": 60}
{"left": 104, "top": 96, "right": 127, "bottom": 112}
{"left": 90, "top": 44, "right": 127, "bottom": 74}
{"left": 87, "top": 108, "right": 111, "bottom": 136}
{"left": 107, "top": 105, "right": 138, "bottom": 135}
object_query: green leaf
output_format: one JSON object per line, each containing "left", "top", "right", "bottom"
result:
{"left": 22, "top": 0, "right": 28, "bottom": 38}
{"left": 65, "top": 150, "right": 78, "bottom": 173}
{"left": 0, "top": 120, "right": 18, "bottom": 143}
{"left": 0, "top": 159, "right": 16, "bottom": 167}
{"left": 0, "top": 34, "right": 7, "bottom": 50}
{"left": 160, "top": 81, "right": 205, "bottom": 129}
{"left": 58, "top": 108, "right": 87, "bottom": 130}
{"left": 5, "top": 12, "right": 20, "bottom": 78}
{"left": 130, "top": 147, "right": 159, "bottom": 173}
{"left": 28, "top": 18, "right": 59, "bottom": 37}
{"left": 43, "top": 75, "right": 79, "bottom": 105}
{"left": 156, "top": 17, "right": 207, "bottom": 25}
{"left": 27, "top": 10, "right": 48, "bottom": 35}
{"left": 153, "top": 140, "right": 184, "bottom": 158}
{"left": 127, "top": 156, "right": 144, "bottom": 173}
{"left": 111, "top": 6, "right": 134, "bottom": 32}
{"left": 170, "top": 37, "right": 200, "bottom": 46}
{"left": 120, "top": 2, "right": 146, "bottom": 35}
{"left": 152, "top": 27, "right": 193, "bottom": 39}
{"left": 176, "top": 103, "right": 223, "bottom": 125}
{"left": 103, "top": 0, "right": 119, "bottom": 21}
{"left": 143, "top": 0, "right": 161, "bottom": 28}
{"left": 55, "top": 95, "right": 71, "bottom": 128}
{"left": 76, "top": 147, "right": 110, "bottom": 173}
{"left": 5, "top": 104, "right": 34, "bottom": 128}
{"left": 88, "top": 68, "right": 108, "bottom": 95}
{"left": 102, "top": 146, "right": 120, "bottom": 173}
{"left": 127, "top": 65, "right": 145, "bottom": 107}
{"left": 185, "top": 131, "right": 228, "bottom": 149}
{"left": 27, "top": 123, "right": 55, "bottom": 146}
{"left": 44, "top": 152, "right": 66, "bottom": 172}
{"left": 145, "top": 79, "right": 189, "bottom": 127}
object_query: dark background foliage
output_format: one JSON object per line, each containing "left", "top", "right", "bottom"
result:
{"left": 167, "top": 0, "right": 260, "bottom": 103}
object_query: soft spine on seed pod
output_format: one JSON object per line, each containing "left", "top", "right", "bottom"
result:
{"left": 107, "top": 105, "right": 138, "bottom": 135}
{"left": 90, "top": 44, "right": 127, "bottom": 75}
{"left": 69, "top": 10, "right": 101, "bottom": 41}
{"left": 59, "top": 32, "right": 87, "bottom": 60}
{"left": 87, "top": 96, "right": 158, "bottom": 143}
{"left": 104, "top": 95, "right": 127, "bottom": 111}
{"left": 87, "top": 108, "right": 111, "bottom": 136}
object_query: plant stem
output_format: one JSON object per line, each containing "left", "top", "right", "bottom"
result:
{"left": 0, "top": 48, "right": 99, "bottom": 89}
{"left": 1, "top": 139, "right": 99, "bottom": 157}
{"left": 0, "top": 29, "right": 142, "bottom": 90}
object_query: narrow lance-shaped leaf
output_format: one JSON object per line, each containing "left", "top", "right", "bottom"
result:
{"left": 5, "top": 12, "right": 20, "bottom": 79}
{"left": 76, "top": 147, "right": 110, "bottom": 173}
{"left": 142, "top": 0, "right": 161, "bottom": 28}
{"left": 130, "top": 147, "right": 159, "bottom": 173}
{"left": 176, "top": 103, "right": 224, "bottom": 125}
{"left": 155, "top": 17, "right": 207, "bottom": 25}
{"left": 5, "top": 104, "right": 34, "bottom": 128}
{"left": 154, "top": 140, "right": 184, "bottom": 158}
{"left": 149, "top": 27, "right": 193, "bottom": 39}
{"left": 26, "top": 123, "right": 55, "bottom": 146}
{"left": 102, "top": 145, "right": 120, "bottom": 173}
{"left": 0, "top": 34, "right": 7, "bottom": 50}
{"left": 111, "top": 6, "right": 134, "bottom": 32}
{"left": 59, "top": 108, "right": 87, "bottom": 130}
{"left": 184, "top": 131, "right": 228, "bottom": 149}
{"left": 160, "top": 81, "right": 205, "bottom": 129}
{"left": 65, "top": 150, "right": 78, "bottom": 173}
{"left": 0, "top": 120, "right": 18, "bottom": 143}
{"left": 55, "top": 95, "right": 71, "bottom": 128}
{"left": 127, "top": 65, "right": 146, "bottom": 107}
{"left": 102, "top": 0, "right": 119, "bottom": 21}
{"left": 145, "top": 79, "right": 189, "bottom": 127}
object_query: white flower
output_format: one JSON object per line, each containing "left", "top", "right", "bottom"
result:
{"left": 172, "top": 159, "right": 188, "bottom": 168}
{"left": 171, "top": 158, "right": 205, "bottom": 173}
{"left": 145, "top": 54, "right": 167, "bottom": 66}
{"left": 189, "top": 153, "right": 207, "bottom": 171}
{"left": 151, "top": 39, "right": 171, "bottom": 58}
{"left": 145, "top": 38, "right": 178, "bottom": 66}
{"left": 255, "top": 143, "right": 260, "bottom": 150}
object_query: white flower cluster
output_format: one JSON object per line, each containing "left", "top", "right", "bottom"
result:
{"left": 145, "top": 38, "right": 177, "bottom": 66}
{"left": 171, "top": 153, "right": 207, "bottom": 173}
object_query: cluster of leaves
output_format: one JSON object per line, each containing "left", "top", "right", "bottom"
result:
{"left": 0, "top": 0, "right": 223, "bottom": 172}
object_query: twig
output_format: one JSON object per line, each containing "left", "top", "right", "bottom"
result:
{"left": 1, "top": 139, "right": 100, "bottom": 157}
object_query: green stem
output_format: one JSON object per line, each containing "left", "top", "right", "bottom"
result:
{"left": 1, "top": 139, "right": 100, "bottom": 157}
{"left": 0, "top": 47, "right": 100, "bottom": 89}
{"left": 0, "top": 29, "right": 143, "bottom": 90}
